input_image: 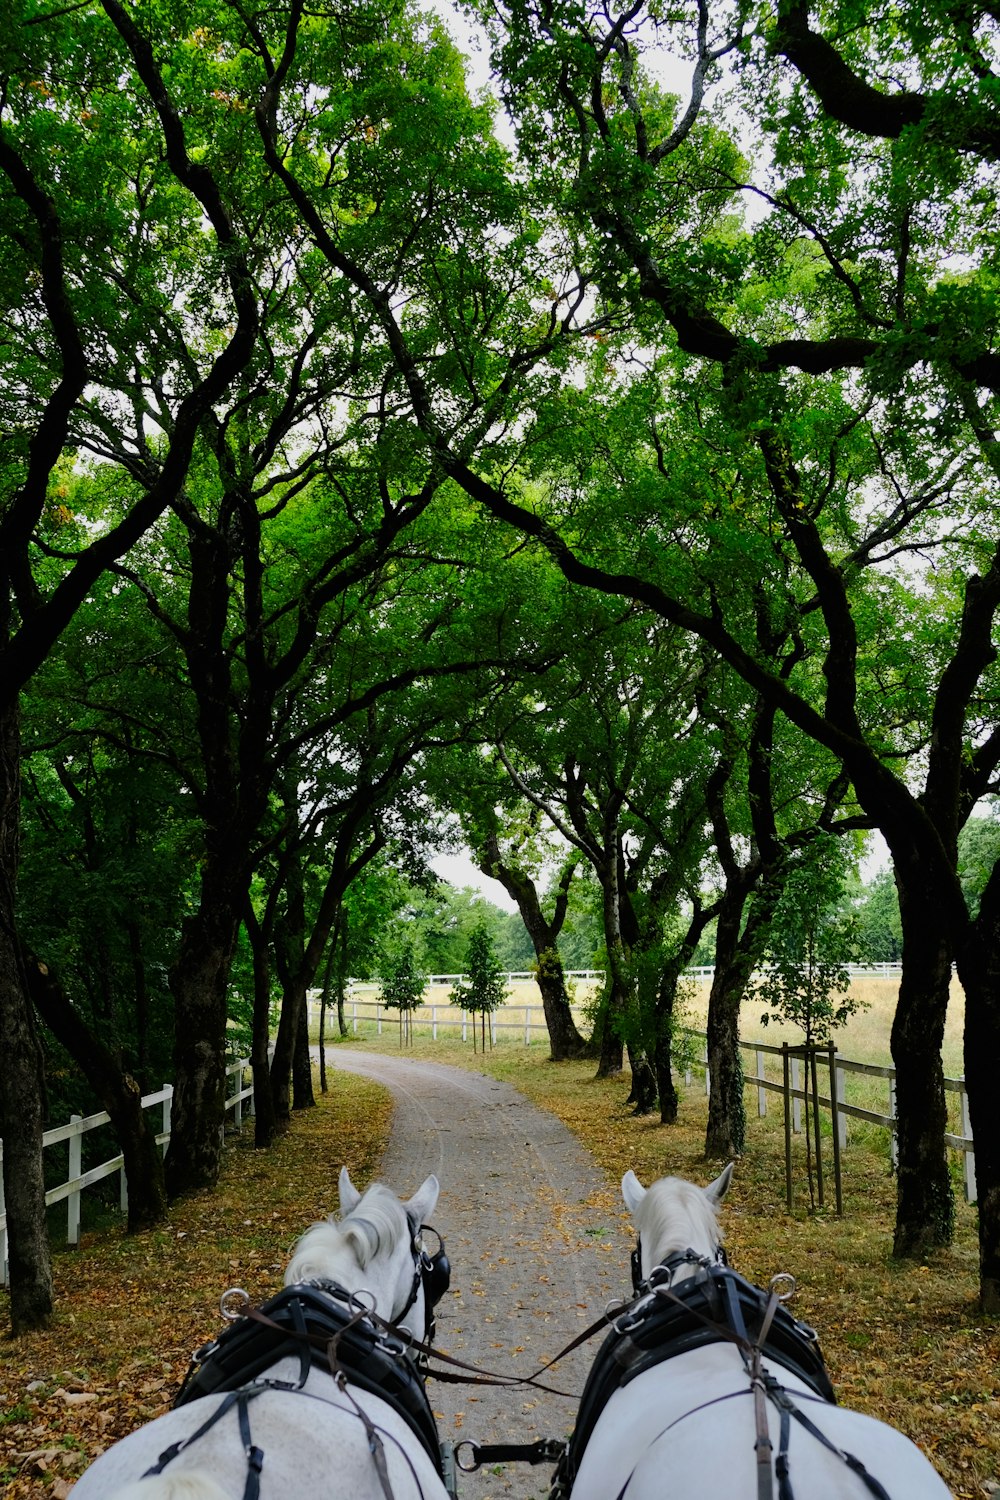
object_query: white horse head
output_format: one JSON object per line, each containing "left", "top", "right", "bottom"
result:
{"left": 622, "top": 1162, "right": 733, "bottom": 1286}
{"left": 562, "top": 1165, "right": 952, "bottom": 1500}
{"left": 74, "top": 1168, "right": 448, "bottom": 1500}
{"left": 284, "top": 1166, "right": 440, "bottom": 1338}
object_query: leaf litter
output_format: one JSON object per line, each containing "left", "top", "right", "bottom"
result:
{"left": 0, "top": 1075, "right": 391, "bottom": 1498}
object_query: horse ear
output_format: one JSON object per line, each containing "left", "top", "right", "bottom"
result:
{"left": 338, "top": 1165, "right": 362, "bottom": 1216}
{"left": 622, "top": 1170, "right": 646, "bottom": 1215}
{"left": 405, "top": 1173, "right": 440, "bottom": 1227}
{"left": 704, "top": 1162, "right": 735, "bottom": 1206}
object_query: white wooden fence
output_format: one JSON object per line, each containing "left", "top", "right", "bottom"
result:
{"left": 0, "top": 1059, "right": 252, "bottom": 1286}
{"left": 330, "top": 973, "right": 605, "bottom": 1044}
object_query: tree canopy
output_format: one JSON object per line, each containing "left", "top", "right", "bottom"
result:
{"left": 3, "top": 0, "right": 1000, "bottom": 1327}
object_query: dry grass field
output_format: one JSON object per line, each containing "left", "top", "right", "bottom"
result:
{"left": 343, "top": 972, "right": 965, "bottom": 1073}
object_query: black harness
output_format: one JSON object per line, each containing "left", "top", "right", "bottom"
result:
{"left": 550, "top": 1248, "right": 892, "bottom": 1500}
{"left": 143, "top": 1230, "right": 453, "bottom": 1500}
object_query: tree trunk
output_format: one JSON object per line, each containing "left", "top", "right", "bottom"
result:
{"left": 651, "top": 957, "right": 688, "bottom": 1125}
{"left": 626, "top": 1041, "right": 657, "bottom": 1114}
{"left": 318, "top": 934, "right": 339, "bottom": 1093}
{"left": 293, "top": 992, "right": 315, "bottom": 1109}
{"left": 596, "top": 869, "right": 628, "bottom": 1076}
{"left": 958, "top": 871, "right": 1000, "bottom": 1311}
{"left": 244, "top": 907, "right": 278, "bottom": 1149}
{"left": 653, "top": 1023, "right": 679, "bottom": 1123}
{"left": 270, "top": 839, "right": 307, "bottom": 1127}
{"left": 269, "top": 979, "right": 303, "bottom": 1127}
{"left": 26, "top": 954, "right": 167, "bottom": 1231}
{"left": 476, "top": 838, "right": 587, "bottom": 1059}
{"left": 704, "top": 887, "right": 754, "bottom": 1159}
{"left": 164, "top": 877, "right": 241, "bottom": 1197}
{"left": 0, "top": 700, "right": 53, "bottom": 1332}
{"left": 890, "top": 875, "right": 954, "bottom": 1255}
{"left": 534, "top": 947, "right": 588, "bottom": 1059}
{"left": 705, "top": 984, "right": 745, "bottom": 1160}
{"left": 595, "top": 977, "right": 626, "bottom": 1076}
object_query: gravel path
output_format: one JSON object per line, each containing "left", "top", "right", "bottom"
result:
{"left": 328, "top": 1051, "right": 633, "bottom": 1500}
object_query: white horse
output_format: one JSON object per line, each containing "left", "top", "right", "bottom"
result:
{"left": 559, "top": 1165, "right": 952, "bottom": 1500}
{"left": 71, "top": 1168, "right": 452, "bottom": 1500}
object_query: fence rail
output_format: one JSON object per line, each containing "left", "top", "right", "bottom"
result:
{"left": 0, "top": 1059, "right": 252, "bottom": 1286}
{"left": 681, "top": 1030, "right": 976, "bottom": 1204}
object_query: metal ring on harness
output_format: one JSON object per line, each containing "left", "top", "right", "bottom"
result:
{"left": 221, "top": 1288, "right": 252, "bottom": 1321}
{"left": 454, "top": 1441, "right": 482, "bottom": 1473}
{"left": 768, "top": 1273, "right": 796, "bottom": 1304}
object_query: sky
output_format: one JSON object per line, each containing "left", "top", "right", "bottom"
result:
{"left": 430, "top": 849, "right": 519, "bottom": 910}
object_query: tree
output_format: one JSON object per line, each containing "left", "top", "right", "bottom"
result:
{"left": 449, "top": 745, "right": 589, "bottom": 1059}
{"left": 450, "top": 924, "right": 510, "bottom": 1052}
{"left": 0, "top": 0, "right": 260, "bottom": 1328}
{"left": 379, "top": 938, "right": 426, "bottom": 1048}
{"left": 755, "top": 836, "right": 864, "bottom": 1206}
{"left": 433, "top": 0, "right": 1000, "bottom": 1304}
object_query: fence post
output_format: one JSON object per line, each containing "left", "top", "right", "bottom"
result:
{"left": 704, "top": 1038, "right": 710, "bottom": 1096}
{"left": 835, "top": 1062, "right": 847, "bottom": 1148}
{"left": 162, "top": 1084, "right": 173, "bottom": 1157}
{"left": 352, "top": 1002, "right": 358, "bottom": 1034}
{"left": 827, "top": 1044, "right": 843, "bottom": 1216}
{"left": 68, "top": 1115, "right": 82, "bottom": 1247}
{"left": 524, "top": 1005, "right": 530, "bottom": 1046}
{"left": 376, "top": 1001, "right": 382, "bottom": 1037}
{"left": 234, "top": 1065, "right": 243, "bottom": 1129}
{"left": 888, "top": 1075, "right": 898, "bottom": 1168}
{"left": 791, "top": 1057, "right": 802, "bottom": 1133}
{"left": 782, "top": 1045, "right": 793, "bottom": 1212}
{"left": 432, "top": 1004, "right": 438, "bottom": 1041}
{"left": 961, "top": 1086, "right": 977, "bottom": 1203}
{"left": 756, "top": 1049, "right": 767, "bottom": 1117}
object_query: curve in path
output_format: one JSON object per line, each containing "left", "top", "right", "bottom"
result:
{"left": 328, "top": 1051, "right": 633, "bottom": 1500}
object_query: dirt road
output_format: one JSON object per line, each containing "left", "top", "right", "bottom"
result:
{"left": 328, "top": 1051, "right": 633, "bottom": 1500}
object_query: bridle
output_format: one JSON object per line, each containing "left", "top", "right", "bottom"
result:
{"left": 394, "top": 1222, "right": 451, "bottom": 1344}
{"left": 630, "top": 1237, "right": 729, "bottom": 1295}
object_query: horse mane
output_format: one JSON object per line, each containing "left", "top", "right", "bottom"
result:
{"left": 637, "top": 1176, "right": 724, "bottom": 1264}
{"left": 285, "top": 1181, "right": 411, "bottom": 1285}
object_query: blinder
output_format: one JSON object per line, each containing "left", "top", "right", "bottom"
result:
{"left": 397, "top": 1222, "right": 451, "bottom": 1342}
{"left": 420, "top": 1229, "right": 451, "bottom": 1308}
